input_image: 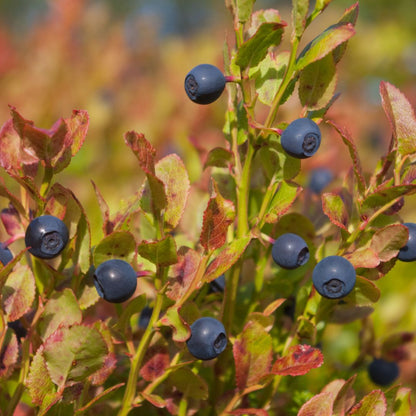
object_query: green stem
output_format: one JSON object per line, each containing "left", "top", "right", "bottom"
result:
{"left": 39, "top": 165, "right": 54, "bottom": 199}
{"left": 178, "top": 395, "right": 188, "bottom": 416}
{"left": 254, "top": 174, "right": 279, "bottom": 229}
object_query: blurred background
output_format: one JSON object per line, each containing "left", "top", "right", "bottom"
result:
{"left": 1, "top": 0, "right": 416, "bottom": 403}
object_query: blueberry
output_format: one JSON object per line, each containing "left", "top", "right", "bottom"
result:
{"left": 398, "top": 222, "right": 416, "bottom": 262}
{"left": 312, "top": 256, "right": 356, "bottom": 299}
{"left": 367, "top": 358, "right": 399, "bottom": 386}
{"left": 0, "top": 244, "right": 13, "bottom": 266}
{"left": 93, "top": 259, "right": 137, "bottom": 303}
{"left": 25, "top": 215, "right": 69, "bottom": 259}
{"left": 7, "top": 319, "right": 27, "bottom": 342}
{"left": 186, "top": 317, "right": 227, "bottom": 360}
{"left": 184, "top": 64, "right": 226, "bottom": 104}
{"left": 272, "top": 233, "right": 310, "bottom": 269}
{"left": 138, "top": 306, "right": 153, "bottom": 329}
{"left": 209, "top": 274, "right": 226, "bottom": 293}
{"left": 308, "top": 168, "right": 333, "bottom": 194}
{"left": 281, "top": 118, "right": 321, "bottom": 159}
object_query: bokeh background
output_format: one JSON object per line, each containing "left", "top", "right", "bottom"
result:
{"left": 1, "top": 0, "right": 416, "bottom": 409}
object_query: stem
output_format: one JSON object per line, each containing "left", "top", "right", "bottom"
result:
{"left": 39, "top": 165, "right": 54, "bottom": 198}
{"left": 255, "top": 176, "right": 279, "bottom": 229}
{"left": 178, "top": 395, "right": 188, "bottom": 416}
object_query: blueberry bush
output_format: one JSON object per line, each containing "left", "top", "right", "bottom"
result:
{"left": 0, "top": 0, "right": 415, "bottom": 415}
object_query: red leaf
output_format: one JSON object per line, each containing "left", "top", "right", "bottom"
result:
{"left": 200, "top": 181, "right": 235, "bottom": 252}
{"left": 229, "top": 409, "right": 269, "bottom": 416}
{"left": 344, "top": 247, "right": 380, "bottom": 269}
{"left": 0, "top": 329, "right": 19, "bottom": 379}
{"left": 297, "top": 392, "right": 334, "bottom": 416}
{"left": 0, "top": 205, "right": 24, "bottom": 236}
{"left": 139, "top": 345, "right": 170, "bottom": 382}
{"left": 347, "top": 390, "right": 387, "bottom": 416}
{"left": 271, "top": 344, "right": 324, "bottom": 376}
{"left": 124, "top": 130, "right": 156, "bottom": 175}
{"left": 328, "top": 120, "right": 366, "bottom": 195}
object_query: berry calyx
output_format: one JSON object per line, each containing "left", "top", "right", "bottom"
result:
{"left": 272, "top": 233, "right": 310, "bottom": 269}
{"left": 186, "top": 317, "right": 227, "bottom": 360}
{"left": 281, "top": 118, "right": 322, "bottom": 159}
{"left": 25, "top": 215, "right": 69, "bottom": 259}
{"left": 94, "top": 259, "right": 137, "bottom": 303}
{"left": 185, "top": 64, "right": 226, "bottom": 105}
{"left": 312, "top": 255, "right": 356, "bottom": 299}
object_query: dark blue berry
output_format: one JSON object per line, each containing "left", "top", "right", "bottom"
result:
{"left": 0, "top": 244, "right": 13, "bottom": 266}
{"left": 281, "top": 118, "right": 321, "bottom": 159}
{"left": 398, "top": 222, "right": 416, "bottom": 262}
{"left": 308, "top": 168, "right": 333, "bottom": 194}
{"left": 94, "top": 259, "right": 137, "bottom": 303}
{"left": 312, "top": 256, "right": 356, "bottom": 299}
{"left": 368, "top": 358, "right": 399, "bottom": 386}
{"left": 138, "top": 306, "right": 153, "bottom": 329}
{"left": 272, "top": 233, "right": 309, "bottom": 269}
{"left": 185, "top": 64, "right": 226, "bottom": 105}
{"left": 186, "top": 317, "right": 227, "bottom": 360}
{"left": 8, "top": 319, "right": 27, "bottom": 342}
{"left": 209, "top": 274, "right": 226, "bottom": 293}
{"left": 25, "top": 215, "right": 69, "bottom": 259}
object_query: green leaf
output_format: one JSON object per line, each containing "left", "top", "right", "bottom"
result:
{"left": 298, "top": 392, "right": 334, "bottom": 416}
{"left": 248, "top": 9, "right": 283, "bottom": 36}
{"left": 235, "top": 22, "right": 287, "bottom": 70}
{"left": 204, "top": 236, "right": 251, "bottom": 282}
{"left": 167, "top": 367, "right": 208, "bottom": 400}
{"left": 322, "top": 192, "right": 349, "bottom": 231}
{"left": 233, "top": 320, "right": 273, "bottom": 390}
{"left": 137, "top": 235, "right": 178, "bottom": 266}
{"left": 264, "top": 180, "right": 302, "bottom": 224}
{"left": 385, "top": 387, "right": 412, "bottom": 416}
{"left": 249, "top": 52, "right": 289, "bottom": 107}
{"left": 370, "top": 224, "right": 409, "bottom": 262}
{"left": 37, "top": 289, "right": 83, "bottom": 342}
{"left": 204, "top": 147, "right": 234, "bottom": 169}
{"left": 314, "top": 0, "right": 333, "bottom": 12}
{"left": 43, "top": 325, "right": 108, "bottom": 389}
{"left": 296, "top": 23, "right": 355, "bottom": 71}
{"left": 292, "top": 0, "right": 309, "bottom": 39}
{"left": 347, "top": 390, "right": 387, "bottom": 416}
{"left": 362, "top": 185, "right": 416, "bottom": 214}
{"left": 2, "top": 264, "right": 35, "bottom": 321}
{"left": 299, "top": 54, "right": 337, "bottom": 110}
{"left": 0, "top": 329, "right": 19, "bottom": 379}
{"left": 200, "top": 181, "right": 235, "bottom": 252}
{"left": 159, "top": 306, "right": 190, "bottom": 342}
{"left": 380, "top": 81, "right": 416, "bottom": 156}
{"left": 236, "top": 0, "right": 256, "bottom": 23}
{"left": 93, "top": 231, "right": 136, "bottom": 266}
{"left": 155, "top": 154, "right": 190, "bottom": 230}
{"left": 115, "top": 294, "right": 146, "bottom": 334}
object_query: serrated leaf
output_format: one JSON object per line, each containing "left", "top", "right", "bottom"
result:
{"left": 322, "top": 192, "right": 349, "bottom": 231}
{"left": 138, "top": 235, "right": 177, "bottom": 266}
{"left": 93, "top": 231, "right": 136, "bottom": 265}
{"left": 250, "top": 52, "right": 289, "bottom": 107}
{"left": 2, "top": 264, "right": 35, "bottom": 321}
{"left": 299, "top": 54, "right": 338, "bottom": 111}
{"left": 155, "top": 154, "right": 190, "bottom": 230}
{"left": 344, "top": 247, "right": 380, "bottom": 269}
{"left": 204, "top": 147, "right": 234, "bottom": 169}
{"left": 264, "top": 181, "right": 302, "bottom": 224}
{"left": 43, "top": 325, "right": 108, "bottom": 389}
{"left": 347, "top": 390, "right": 387, "bottom": 416}
{"left": 204, "top": 236, "right": 251, "bottom": 282}
{"left": 271, "top": 344, "right": 324, "bottom": 376}
{"left": 248, "top": 9, "right": 283, "bottom": 36}
{"left": 65, "top": 109, "right": 89, "bottom": 157}
{"left": 296, "top": 23, "right": 355, "bottom": 71}
{"left": 37, "top": 289, "right": 82, "bottom": 342}
{"left": 370, "top": 224, "right": 408, "bottom": 262}
{"left": 0, "top": 329, "right": 19, "bottom": 379}
{"left": 328, "top": 120, "right": 366, "bottom": 194}
{"left": 380, "top": 82, "right": 416, "bottom": 156}
{"left": 234, "top": 320, "right": 273, "bottom": 390}
{"left": 236, "top": 22, "right": 287, "bottom": 70}
{"left": 298, "top": 392, "right": 334, "bottom": 416}
{"left": 159, "top": 306, "right": 190, "bottom": 342}
{"left": 292, "top": 0, "right": 309, "bottom": 38}
{"left": 167, "top": 367, "right": 208, "bottom": 400}
{"left": 200, "top": 181, "right": 235, "bottom": 252}
{"left": 26, "top": 345, "right": 58, "bottom": 406}
{"left": 140, "top": 344, "right": 170, "bottom": 382}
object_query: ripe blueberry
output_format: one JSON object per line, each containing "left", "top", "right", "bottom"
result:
{"left": 25, "top": 215, "right": 69, "bottom": 259}
{"left": 209, "top": 274, "right": 226, "bottom": 293}
{"left": 367, "top": 358, "right": 399, "bottom": 386}
{"left": 186, "top": 317, "right": 227, "bottom": 360}
{"left": 184, "top": 64, "right": 226, "bottom": 105}
{"left": 138, "top": 306, "right": 153, "bottom": 329}
{"left": 94, "top": 259, "right": 137, "bottom": 303}
{"left": 308, "top": 168, "right": 333, "bottom": 194}
{"left": 272, "top": 233, "right": 310, "bottom": 269}
{"left": 312, "top": 255, "right": 356, "bottom": 299}
{"left": 281, "top": 118, "right": 321, "bottom": 159}
{"left": 397, "top": 222, "right": 416, "bottom": 262}
{"left": 0, "top": 244, "right": 13, "bottom": 266}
